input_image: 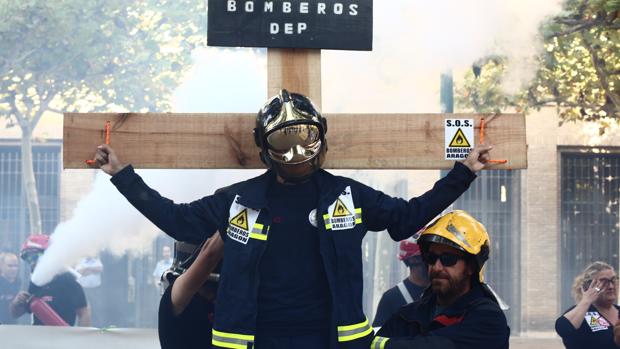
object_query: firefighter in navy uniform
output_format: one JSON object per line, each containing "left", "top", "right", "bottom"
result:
{"left": 93, "top": 90, "right": 493, "bottom": 349}
{"left": 371, "top": 211, "right": 510, "bottom": 349}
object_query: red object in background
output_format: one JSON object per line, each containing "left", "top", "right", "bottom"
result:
{"left": 19, "top": 234, "right": 50, "bottom": 261}
{"left": 29, "top": 296, "right": 69, "bottom": 326}
{"left": 398, "top": 239, "right": 422, "bottom": 261}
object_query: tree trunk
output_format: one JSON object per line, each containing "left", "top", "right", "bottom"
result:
{"left": 20, "top": 124, "right": 42, "bottom": 235}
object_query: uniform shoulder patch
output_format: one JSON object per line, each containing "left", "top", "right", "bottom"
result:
{"left": 324, "top": 186, "right": 361, "bottom": 231}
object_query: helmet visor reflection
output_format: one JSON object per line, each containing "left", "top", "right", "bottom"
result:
{"left": 266, "top": 124, "right": 320, "bottom": 152}
{"left": 266, "top": 124, "right": 322, "bottom": 164}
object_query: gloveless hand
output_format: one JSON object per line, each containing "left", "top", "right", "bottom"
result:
{"left": 94, "top": 144, "right": 127, "bottom": 176}
{"left": 580, "top": 279, "right": 605, "bottom": 306}
{"left": 462, "top": 144, "right": 493, "bottom": 173}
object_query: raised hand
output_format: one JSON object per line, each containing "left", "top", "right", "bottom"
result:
{"left": 94, "top": 144, "right": 127, "bottom": 176}
{"left": 462, "top": 144, "right": 493, "bottom": 173}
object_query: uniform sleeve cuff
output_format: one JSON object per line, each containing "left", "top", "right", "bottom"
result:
{"left": 452, "top": 161, "right": 477, "bottom": 182}
{"left": 110, "top": 164, "right": 136, "bottom": 189}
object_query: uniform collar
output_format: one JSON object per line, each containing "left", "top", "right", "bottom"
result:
{"left": 235, "top": 168, "right": 340, "bottom": 209}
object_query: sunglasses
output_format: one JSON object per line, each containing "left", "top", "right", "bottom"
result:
{"left": 423, "top": 252, "right": 466, "bottom": 267}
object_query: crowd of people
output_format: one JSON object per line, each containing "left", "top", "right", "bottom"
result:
{"left": 0, "top": 238, "right": 172, "bottom": 328}
{"left": 0, "top": 90, "right": 618, "bottom": 349}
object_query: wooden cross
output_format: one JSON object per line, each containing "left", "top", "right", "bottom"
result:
{"left": 63, "top": 48, "right": 526, "bottom": 170}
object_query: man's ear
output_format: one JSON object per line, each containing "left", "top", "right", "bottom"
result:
{"left": 466, "top": 259, "right": 476, "bottom": 277}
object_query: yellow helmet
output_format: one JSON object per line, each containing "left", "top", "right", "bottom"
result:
{"left": 417, "top": 210, "right": 490, "bottom": 282}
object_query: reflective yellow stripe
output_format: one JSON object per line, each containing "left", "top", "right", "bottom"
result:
{"left": 371, "top": 336, "right": 389, "bottom": 349}
{"left": 339, "top": 326, "right": 373, "bottom": 342}
{"left": 324, "top": 213, "right": 332, "bottom": 230}
{"left": 212, "top": 339, "right": 248, "bottom": 349}
{"left": 212, "top": 329, "right": 254, "bottom": 341}
{"left": 338, "top": 318, "right": 373, "bottom": 342}
{"left": 249, "top": 223, "right": 268, "bottom": 241}
{"left": 211, "top": 329, "right": 254, "bottom": 348}
{"left": 249, "top": 232, "right": 267, "bottom": 240}
{"left": 324, "top": 209, "right": 362, "bottom": 230}
{"left": 213, "top": 329, "right": 254, "bottom": 341}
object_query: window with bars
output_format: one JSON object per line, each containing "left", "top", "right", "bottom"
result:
{"left": 560, "top": 149, "right": 620, "bottom": 312}
{"left": 443, "top": 169, "right": 522, "bottom": 332}
{"left": 0, "top": 141, "right": 61, "bottom": 253}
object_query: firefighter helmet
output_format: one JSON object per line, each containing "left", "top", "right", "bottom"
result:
{"left": 398, "top": 239, "right": 422, "bottom": 261}
{"left": 417, "top": 210, "right": 490, "bottom": 282}
{"left": 20, "top": 234, "right": 50, "bottom": 263}
{"left": 254, "top": 89, "right": 327, "bottom": 180}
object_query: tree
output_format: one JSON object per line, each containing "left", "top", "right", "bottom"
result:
{"left": 0, "top": 0, "right": 206, "bottom": 234}
{"left": 456, "top": 0, "right": 619, "bottom": 133}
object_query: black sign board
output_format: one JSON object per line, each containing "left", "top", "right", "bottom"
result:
{"left": 207, "top": 0, "right": 373, "bottom": 50}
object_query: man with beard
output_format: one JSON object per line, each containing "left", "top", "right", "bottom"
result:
{"left": 372, "top": 210, "right": 509, "bottom": 349}
{"left": 373, "top": 239, "right": 430, "bottom": 327}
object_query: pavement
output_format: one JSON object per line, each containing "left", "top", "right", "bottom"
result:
{"left": 510, "top": 333, "right": 564, "bottom": 349}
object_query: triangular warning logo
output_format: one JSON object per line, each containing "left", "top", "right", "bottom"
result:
{"left": 448, "top": 128, "right": 471, "bottom": 148}
{"left": 230, "top": 209, "right": 249, "bottom": 230}
{"left": 590, "top": 315, "right": 600, "bottom": 327}
{"left": 333, "top": 199, "right": 352, "bottom": 217}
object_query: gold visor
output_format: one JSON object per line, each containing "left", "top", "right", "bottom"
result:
{"left": 266, "top": 124, "right": 322, "bottom": 164}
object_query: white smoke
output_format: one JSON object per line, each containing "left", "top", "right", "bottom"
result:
{"left": 32, "top": 46, "right": 268, "bottom": 286}
{"left": 322, "top": 0, "right": 563, "bottom": 112}
{"left": 31, "top": 169, "right": 262, "bottom": 286}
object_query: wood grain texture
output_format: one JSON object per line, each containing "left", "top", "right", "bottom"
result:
{"left": 267, "top": 49, "right": 322, "bottom": 108}
{"left": 64, "top": 113, "right": 526, "bottom": 170}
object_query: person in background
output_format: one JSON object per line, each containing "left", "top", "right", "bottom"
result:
{"left": 373, "top": 210, "right": 510, "bottom": 349}
{"left": 0, "top": 252, "right": 20, "bottom": 324}
{"left": 153, "top": 245, "right": 173, "bottom": 288}
{"left": 373, "top": 238, "right": 429, "bottom": 327}
{"left": 75, "top": 256, "right": 104, "bottom": 327}
{"left": 556, "top": 261, "right": 619, "bottom": 349}
{"left": 9, "top": 234, "right": 90, "bottom": 327}
{"left": 159, "top": 234, "right": 224, "bottom": 349}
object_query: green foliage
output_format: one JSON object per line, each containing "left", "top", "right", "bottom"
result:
{"left": 0, "top": 0, "right": 207, "bottom": 127}
{"left": 455, "top": 57, "right": 522, "bottom": 114}
{"left": 456, "top": 0, "right": 619, "bottom": 133}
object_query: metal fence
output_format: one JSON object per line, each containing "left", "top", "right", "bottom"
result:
{"left": 560, "top": 149, "right": 620, "bottom": 312}
{"left": 0, "top": 140, "right": 61, "bottom": 254}
{"left": 446, "top": 169, "right": 522, "bottom": 332}
{"left": 361, "top": 179, "right": 409, "bottom": 322}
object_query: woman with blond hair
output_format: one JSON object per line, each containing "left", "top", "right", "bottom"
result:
{"left": 555, "top": 261, "right": 620, "bottom": 348}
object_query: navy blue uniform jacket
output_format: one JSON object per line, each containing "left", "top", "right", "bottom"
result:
{"left": 111, "top": 162, "right": 476, "bottom": 349}
{"left": 374, "top": 284, "right": 510, "bottom": 349}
